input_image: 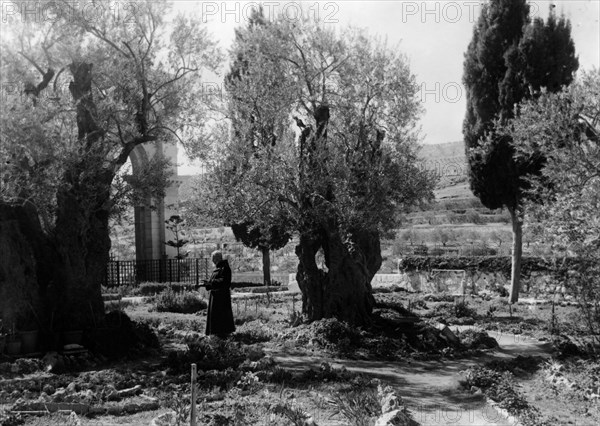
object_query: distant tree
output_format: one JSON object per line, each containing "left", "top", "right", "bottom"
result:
{"left": 490, "top": 230, "right": 511, "bottom": 249}
{"left": 463, "top": 1, "right": 578, "bottom": 302}
{"left": 230, "top": 221, "right": 290, "bottom": 285}
{"left": 432, "top": 228, "right": 450, "bottom": 247}
{"left": 399, "top": 229, "right": 418, "bottom": 246}
{"left": 165, "top": 215, "right": 190, "bottom": 260}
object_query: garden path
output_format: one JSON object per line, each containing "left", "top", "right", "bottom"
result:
{"left": 266, "top": 330, "right": 553, "bottom": 426}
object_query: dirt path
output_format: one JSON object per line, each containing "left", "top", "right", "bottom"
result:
{"left": 266, "top": 330, "right": 553, "bottom": 426}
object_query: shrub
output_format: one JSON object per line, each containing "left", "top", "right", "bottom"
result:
{"left": 457, "top": 329, "right": 499, "bottom": 349}
{"left": 429, "top": 247, "right": 444, "bottom": 256}
{"left": 294, "top": 318, "right": 362, "bottom": 354}
{"left": 137, "top": 282, "right": 194, "bottom": 296}
{"left": 465, "top": 209, "right": 484, "bottom": 224}
{"left": 166, "top": 337, "right": 250, "bottom": 373}
{"left": 154, "top": 288, "right": 207, "bottom": 314}
{"left": 329, "top": 386, "right": 380, "bottom": 426}
{"left": 453, "top": 301, "right": 478, "bottom": 318}
{"left": 413, "top": 244, "right": 428, "bottom": 255}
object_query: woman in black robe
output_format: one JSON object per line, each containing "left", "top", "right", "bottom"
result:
{"left": 204, "top": 250, "right": 235, "bottom": 337}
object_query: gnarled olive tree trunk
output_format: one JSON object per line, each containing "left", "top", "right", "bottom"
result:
{"left": 0, "top": 63, "right": 111, "bottom": 335}
{"left": 295, "top": 227, "right": 380, "bottom": 325}
{"left": 294, "top": 105, "right": 381, "bottom": 326}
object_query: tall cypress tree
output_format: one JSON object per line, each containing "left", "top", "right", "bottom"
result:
{"left": 463, "top": 1, "right": 578, "bottom": 303}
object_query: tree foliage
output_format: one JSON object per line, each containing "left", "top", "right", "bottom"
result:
{"left": 463, "top": 1, "right": 578, "bottom": 302}
{"left": 201, "top": 15, "right": 433, "bottom": 239}
{"left": 463, "top": 2, "right": 578, "bottom": 209}
{"left": 509, "top": 70, "right": 600, "bottom": 338}
{"left": 0, "top": 0, "right": 220, "bottom": 330}
{"left": 195, "top": 12, "right": 435, "bottom": 323}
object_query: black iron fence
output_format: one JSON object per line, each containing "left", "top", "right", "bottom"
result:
{"left": 104, "top": 258, "right": 211, "bottom": 287}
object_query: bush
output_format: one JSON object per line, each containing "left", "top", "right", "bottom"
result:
{"left": 294, "top": 318, "right": 363, "bottom": 354}
{"left": 457, "top": 329, "right": 498, "bottom": 349}
{"left": 429, "top": 247, "right": 444, "bottom": 256}
{"left": 453, "top": 301, "right": 478, "bottom": 318}
{"left": 137, "top": 282, "right": 193, "bottom": 296}
{"left": 154, "top": 289, "right": 207, "bottom": 314}
{"left": 465, "top": 209, "right": 485, "bottom": 224}
{"left": 413, "top": 244, "right": 428, "bottom": 255}
{"left": 398, "top": 255, "right": 558, "bottom": 276}
{"left": 166, "top": 337, "right": 250, "bottom": 373}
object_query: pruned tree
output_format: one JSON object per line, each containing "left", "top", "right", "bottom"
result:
{"left": 0, "top": 0, "right": 220, "bottom": 333}
{"left": 463, "top": 1, "right": 578, "bottom": 302}
{"left": 197, "top": 14, "right": 435, "bottom": 325}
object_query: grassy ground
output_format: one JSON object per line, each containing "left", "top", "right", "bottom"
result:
{"left": 2, "top": 290, "right": 598, "bottom": 426}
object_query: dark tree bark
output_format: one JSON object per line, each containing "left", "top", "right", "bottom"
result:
{"left": 295, "top": 225, "right": 380, "bottom": 325}
{"left": 295, "top": 105, "right": 381, "bottom": 326}
{"left": 0, "top": 63, "right": 112, "bottom": 336}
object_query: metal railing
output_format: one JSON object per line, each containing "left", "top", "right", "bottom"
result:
{"left": 104, "top": 257, "right": 211, "bottom": 287}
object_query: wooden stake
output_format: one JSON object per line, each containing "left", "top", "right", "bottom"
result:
{"left": 190, "top": 363, "right": 197, "bottom": 426}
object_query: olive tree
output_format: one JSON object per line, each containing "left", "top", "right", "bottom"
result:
{"left": 197, "top": 15, "right": 434, "bottom": 325}
{"left": 0, "top": 0, "right": 220, "bottom": 332}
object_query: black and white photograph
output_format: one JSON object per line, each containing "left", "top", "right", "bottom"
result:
{"left": 0, "top": 1, "right": 599, "bottom": 424}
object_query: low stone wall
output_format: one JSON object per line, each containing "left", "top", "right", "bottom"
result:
{"left": 289, "top": 271, "right": 563, "bottom": 295}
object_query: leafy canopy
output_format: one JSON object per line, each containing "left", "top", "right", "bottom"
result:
{"left": 194, "top": 12, "right": 435, "bottom": 240}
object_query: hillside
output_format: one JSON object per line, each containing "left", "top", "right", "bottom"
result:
{"left": 418, "top": 141, "right": 474, "bottom": 200}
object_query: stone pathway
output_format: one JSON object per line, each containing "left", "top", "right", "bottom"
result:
{"left": 266, "top": 330, "right": 553, "bottom": 426}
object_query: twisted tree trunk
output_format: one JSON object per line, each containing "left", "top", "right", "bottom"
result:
{"left": 295, "top": 227, "right": 380, "bottom": 325}
{"left": 0, "top": 63, "right": 110, "bottom": 337}
{"left": 294, "top": 105, "right": 381, "bottom": 326}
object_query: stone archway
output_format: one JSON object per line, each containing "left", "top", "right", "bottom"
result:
{"left": 129, "top": 140, "right": 181, "bottom": 262}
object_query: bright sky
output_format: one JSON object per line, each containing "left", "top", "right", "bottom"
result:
{"left": 175, "top": 0, "right": 599, "bottom": 174}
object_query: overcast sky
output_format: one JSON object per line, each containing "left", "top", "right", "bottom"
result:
{"left": 172, "top": 1, "right": 600, "bottom": 172}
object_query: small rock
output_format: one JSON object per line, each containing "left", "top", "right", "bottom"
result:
{"left": 80, "top": 389, "right": 95, "bottom": 403}
{"left": 434, "top": 323, "right": 460, "bottom": 346}
{"left": 379, "top": 386, "right": 401, "bottom": 414}
{"left": 470, "top": 386, "right": 483, "bottom": 395}
{"left": 53, "top": 388, "right": 67, "bottom": 402}
{"left": 375, "top": 409, "right": 417, "bottom": 426}
{"left": 42, "top": 384, "right": 55, "bottom": 395}
{"left": 67, "top": 382, "right": 78, "bottom": 393}
{"left": 38, "top": 392, "right": 51, "bottom": 402}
